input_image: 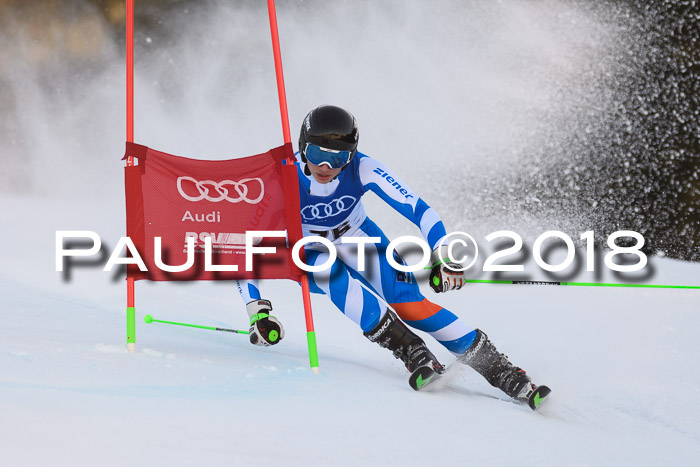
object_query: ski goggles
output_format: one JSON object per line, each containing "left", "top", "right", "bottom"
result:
{"left": 304, "top": 143, "right": 353, "bottom": 169}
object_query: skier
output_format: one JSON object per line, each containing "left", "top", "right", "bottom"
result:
{"left": 237, "top": 105, "right": 549, "bottom": 408}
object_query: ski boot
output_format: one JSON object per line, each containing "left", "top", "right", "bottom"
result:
{"left": 364, "top": 309, "right": 445, "bottom": 391}
{"left": 458, "top": 329, "right": 551, "bottom": 410}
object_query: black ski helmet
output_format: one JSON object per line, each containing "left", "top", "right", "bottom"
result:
{"left": 299, "top": 105, "right": 359, "bottom": 169}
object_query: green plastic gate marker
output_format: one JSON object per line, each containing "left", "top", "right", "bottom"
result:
{"left": 144, "top": 315, "right": 250, "bottom": 334}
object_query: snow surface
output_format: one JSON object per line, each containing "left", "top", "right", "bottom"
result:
{"left": 2, "top": 193, "right": 700, "bottom": 466}
{"left": 2, "top": 1, "right": 700, "bottom": 465}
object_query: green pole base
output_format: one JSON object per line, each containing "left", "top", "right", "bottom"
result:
{"left": 127, "top": 306, "right": 135, "bottom": 344}
{"left": 306, "top": 331, "right": 319, "bottom": 370}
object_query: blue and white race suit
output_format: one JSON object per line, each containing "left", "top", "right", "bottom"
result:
{"left": 237, "top": 152, "right": 477, "bottom": 354}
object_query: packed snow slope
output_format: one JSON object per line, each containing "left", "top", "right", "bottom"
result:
{"left": 1, "top": 193, "right": 699, "bottom": 467}
{"left": 2, "top": 1, "right": 699, "bottom": 465}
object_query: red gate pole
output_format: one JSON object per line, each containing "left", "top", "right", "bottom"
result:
{"left": 125, "top": 0, "right": 136, "bottom": 352}
{"left": 267, "top": 0, "right": 319, "bottom": 372}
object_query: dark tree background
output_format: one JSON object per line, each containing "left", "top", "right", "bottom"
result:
{"left": 565, "top": 0, "right": 698, "bottom": 260}
{"left": 462, "top": 0, "right": 699, "bottom": 260}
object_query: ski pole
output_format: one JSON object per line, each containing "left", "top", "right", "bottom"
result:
{"left": 461, "top": 279, "right": 700, "bottom": 289}
{"left": 425, "top": 262, "right": 699, "bottom": 289}
{"left": 144, "top": 315, "right": 250, "bottom": 334}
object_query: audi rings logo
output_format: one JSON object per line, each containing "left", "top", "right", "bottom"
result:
{"left": 177, "top": 176, "right": 264, "bottom": 204}
{"left": 301, "top": 195, "right": 357, "bottom": 220}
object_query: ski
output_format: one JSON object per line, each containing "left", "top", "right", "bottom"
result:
{"left": 410, "top": 363, "right": 552, "bottom": 412}
{"left": 408, "top": 363, "right": 444, "bottom": 391}
{"left": 526, "top": 384, "right": 552, "bottom": 411}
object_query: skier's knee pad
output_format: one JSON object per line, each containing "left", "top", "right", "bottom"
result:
{"left": 389, "top": 299, "right": 442, "bottom": 323}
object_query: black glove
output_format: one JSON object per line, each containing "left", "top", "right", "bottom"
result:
{"left": 246, "top": 299, "right": 285, "bottom": 346}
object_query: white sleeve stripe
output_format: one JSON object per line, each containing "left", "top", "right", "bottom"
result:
{"left": 418, "top": 207, "right": 441, "bottom": 240}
